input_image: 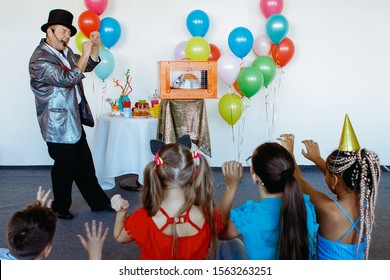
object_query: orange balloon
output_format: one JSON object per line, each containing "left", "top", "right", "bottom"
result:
{"left": 271, "top": 37, "right": 295, "bottom": 67}
{"left": 78, "top": 10, "right": 100, "bottom": 38}
{"left": 233, "top": 67, "right": 244, "bottom": 97}
{"left": 208, "top": 43, "right": 221, "bottom": 61}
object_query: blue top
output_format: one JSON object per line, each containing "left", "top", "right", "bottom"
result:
{"left": 317, "top": 199, "right": 366, "bottom": 260}
{"left": 0, "top": 248, "right": 17, "bottom": 260}
{"left": 230, "top": 194, "right": 318, "bottom": 260}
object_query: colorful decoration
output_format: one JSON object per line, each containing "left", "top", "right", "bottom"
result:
{"left": 260, "top": 0, "right": 284, "bottom": 18}
{"left": 113, "top": 69, "right": 133, "bottom": 111}
{"left": 228, "top": 27, "right": 254, "bottom": 59}
{"left": 338, "top": 114, "right": 361, "bottom": 152}
{"left": 78, "top": 10, "right": 100, "bottom": 38}
{"left": 185, "top": 36, "right": 210, "bottom": 61}
{"left": 100, "top": 17, "right": 121, "bottom": 48}
{"left": 94, "top": 48, "right": 115, "bottom": 81}
{"left": 218, "top": 93, "right": 244, "bottom": 126}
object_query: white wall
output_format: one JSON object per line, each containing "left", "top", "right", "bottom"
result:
{"left": 1, "top": 0, "right": 389, "bottom": 167}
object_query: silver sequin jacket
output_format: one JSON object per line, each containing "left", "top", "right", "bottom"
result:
{"left": 29, "top": 39, "right": 99, "bottom": 144}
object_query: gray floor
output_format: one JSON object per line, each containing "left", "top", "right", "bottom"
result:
{"left": 0, "top": 166, "right": 389, "bottom": 260}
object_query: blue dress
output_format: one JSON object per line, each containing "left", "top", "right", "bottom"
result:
{"left": 317, "top": 199, "right": 366, "bottom": 260}
{"left": 230, "top": 194, "right": 318, "bottom": 260}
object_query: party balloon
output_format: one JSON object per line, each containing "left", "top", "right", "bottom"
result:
{"left": 218, "top": 93, "right": 244, "bottom": 126}
{"left": 228, "top": 27, "right": 254, "bottom": 59}
{"left": 233, "top": 67, "right": 245, "bottom": 97}
{"left": 217, "top": 55, "right": 241, "bottom": 86}
{"left": 186, "top": 10, "right": 210, "bottom": 37}
{"left": 94, "top": 48, "right": 115, "bottom": 81}
{"left": 75, "top": 31, "right": 89, "bottom": 53}
{"left": 253, "top": 35, "right": 271, "bottom": 56}
{"left": 237, "top": 67, "right": 264, "bottom": 98}
{"left": 84, "top": 0, "right": 108, "bottom": 16}
{"left": 174, "top": 41, "right": 188, "bottom": 60}
{"left": 185, "top": 36, "right": 210, "bottom": 61}
{"left": 260, "top": 0, "right": 284, "bottom": 18}
{"left": 209, "top": 43, "right": 221, "bottom": 61}
{"left": 100, "top": 17, "right": 121, "bottom": 48}
{"left": 252, "top": 56, "right": 276, "bottom": 87}
{"left": 78, "top": 10, "right": 100, "bottom": 38}
{"left": 271, "top": 37, "right": 295, "bottom": 67}
{"left": 266, "top": 14, "right": 289, "bottom": 45}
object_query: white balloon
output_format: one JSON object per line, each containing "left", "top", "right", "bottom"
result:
{"left": 217, "top": 55, "right": 241, "bottom": 86}
{"left": 253, "top": 35, "right": 271, "bottom": 56}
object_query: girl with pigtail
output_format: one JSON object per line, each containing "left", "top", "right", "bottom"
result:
{"left": 279, "top": 115, "right": 381, "bottom": 260}
{"left": 111, "top": 135, "right": 223, "bottom": 260}
{"left": 218, "top": 142, "right": 318, "bottom": 260}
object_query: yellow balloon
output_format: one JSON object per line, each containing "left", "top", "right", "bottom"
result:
{"left": 218, "top": 93, "right": 244, "bottom": 126}
{"left": 185, "top": 36, "right": 210, "bottom": 61}
{"left": 75, "top": 32, "right": 89, "bottom": 53}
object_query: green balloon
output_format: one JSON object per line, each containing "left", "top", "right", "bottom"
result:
{"left": 185, "top": 36, "right": 211, "bottom": 61}
{"left": 218, "top": 93, "right": 244, "bottom": 126}
{"left": 237, "top": 67, "right": 264, "bottom": 98}
{"left": 252, "top": 56, "right": 276, "bottom": 87}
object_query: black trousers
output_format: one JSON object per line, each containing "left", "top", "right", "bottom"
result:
{"left": 47, "top": 131, "right": 110, "bottom": 213}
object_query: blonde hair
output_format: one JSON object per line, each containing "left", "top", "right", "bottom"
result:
{"left": 326, "top": 149, "right": 381, "bottom": 259}
{"left": 142, "top": 143, "right": 217, "bottom": 259}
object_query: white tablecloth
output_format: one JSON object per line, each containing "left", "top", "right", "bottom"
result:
{"left": 92, "top": 113, "right": 158, "bottom": 190}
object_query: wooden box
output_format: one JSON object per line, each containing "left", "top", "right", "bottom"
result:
{"left": 158, "top": 60, "right": 218, "bottom": 99}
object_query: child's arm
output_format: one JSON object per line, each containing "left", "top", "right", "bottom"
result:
{"left": 111, "top": 194, "right": 132, "bottom": 243}
{"left": 77, "top": 220, "right": 109, "bottom": 260}
{"left": 218, "top": 161, "right": 242, "bottom": 240}
{"left": 278, "top": 134, "right": 330, "bottom": 207}
{"left": 301, "top": 139, "right": 327, "bottom": 175}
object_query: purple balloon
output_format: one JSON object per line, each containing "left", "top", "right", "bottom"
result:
{"left": 174, "top": 41, "right": 188, "bottom": 60}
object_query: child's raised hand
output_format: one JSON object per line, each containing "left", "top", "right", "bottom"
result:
{"left": 222, "top": 161, "right": 243, "bottom": 190}
{"left": 301, "top": 140, "right": 321, "bottom": 163}
{"left": 110, "top": 194, "right": 129, "bottom": 212}
{"left": 277, "top": 134, "right": 295, "bottom": 154}
{"left": 77, "top": 220, "right": 109, "bottom": 260}
{"left": 36, "top": 186, "right": 52, "bottom": 208}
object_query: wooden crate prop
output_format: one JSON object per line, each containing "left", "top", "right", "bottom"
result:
{"left": 158, "top": 60, "right": 218, "bottom": 99}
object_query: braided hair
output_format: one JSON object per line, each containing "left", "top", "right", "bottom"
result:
{"left": 326, "top": 149, "right": 381, "bottom": 259}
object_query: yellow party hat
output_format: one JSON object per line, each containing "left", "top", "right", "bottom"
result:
{"left": 338, "top": 114, "right": 360, "bottom": 152}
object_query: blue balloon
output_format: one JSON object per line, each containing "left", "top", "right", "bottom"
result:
{"left": 100, "top": 17, "right": 121, "bottom": 48}
{"left": 266, "top": 14, "right": 289, "bottom": 45}
{"left": 228, "top": 27, "right": 254, "bottom": 59}
{"left": 94, "top": 48, "right": 115, "bottom": 81}
{"left": 186, "top": 10, "right": 210, "bottom": 37}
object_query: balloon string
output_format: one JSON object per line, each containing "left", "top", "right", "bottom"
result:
{"left": 264, "top": 87, "right": 271, "bottom": 141}
{"left": 238, "top": 99, "right": 250, "bottom": 162}
{"left": 271, "top": 68, "right": 283, "bottom": 137}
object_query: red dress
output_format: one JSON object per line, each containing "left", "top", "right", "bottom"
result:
{"left": 123, "top": 206, "right": 223, "bottom": 259}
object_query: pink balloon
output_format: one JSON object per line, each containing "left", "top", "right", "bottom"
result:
{"left": 259, "top": 0, "right": 284, "bottom": 18}
{"left": 174, "top": 41, "right": 187, "bottom": 60}
{"left": 253, "top": 35, "right": 271, "bottom": 56}
{"left": 217, "top": 55, "right": 241, "bottom": 86}
{"left": 84, "top": 0, "right": 108, "bottom": 16}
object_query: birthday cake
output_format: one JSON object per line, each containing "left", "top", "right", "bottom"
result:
{"left": 132, "top": 100, "right": 150, "bottom": 117}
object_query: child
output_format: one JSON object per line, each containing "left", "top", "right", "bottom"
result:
{"left": 279, "top": 115, "right": 381, "bottom": 259}
{"left": 218, "top": 142, "right": 318, "bottom": 260}
{"left": 0, "top": 187, "right": 57, "bottom": 260}
{"left": 111, "top": 136, "right": 223, "bottom": 259}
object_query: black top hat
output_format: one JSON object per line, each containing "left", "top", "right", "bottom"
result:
{"left": 41, "top": 9, "right": 77, "bottom": 37}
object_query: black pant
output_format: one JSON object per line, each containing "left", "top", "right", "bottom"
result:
{"left": 47, "top": 131, "right": 110, "bottom": 213}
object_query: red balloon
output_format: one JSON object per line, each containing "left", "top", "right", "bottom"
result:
{"left": 78, "top": 10, "right": 100, "bottom": 38}
{"left": 208, "top": 43, "right": 221, "bottom": 61}
{"left": 271, "top": 37, "right": 295, "bottom": 67}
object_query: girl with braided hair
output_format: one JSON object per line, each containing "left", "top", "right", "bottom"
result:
{"left": 279, "top": 116, "right": 381, "bottom": 260}
{"left": 110, "top": 135, "right": 223, "bottom": 259}
{"left": 218, "top": 142, "right": 318, "bottom": 260}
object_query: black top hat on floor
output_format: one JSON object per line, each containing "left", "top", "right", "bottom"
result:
{"left": 41, "top": 9, "right": 77, "bottom": 37}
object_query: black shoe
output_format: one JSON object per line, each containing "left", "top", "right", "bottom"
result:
{"left": 53, "top": 210, "right": 74, "bottom": 220}
{"left": 91, "top": 204, "right": 115, "bottom": 212}
{"left": 119, "top": 176, "right": 143, "bottom": 191}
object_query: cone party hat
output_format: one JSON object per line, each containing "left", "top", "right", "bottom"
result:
{"left": 338, "top": 114, "right": 360, "bottom": 152}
